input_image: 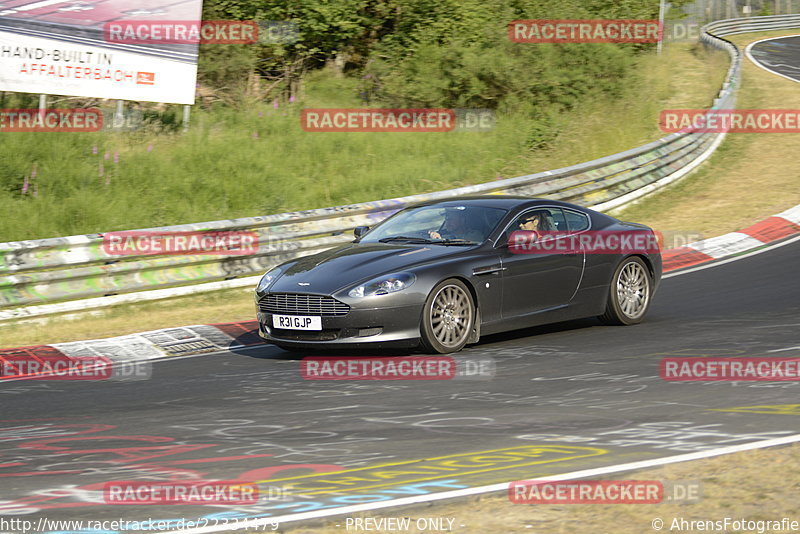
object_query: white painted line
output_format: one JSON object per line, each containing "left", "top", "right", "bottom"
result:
{"left": 768, "top": 346, "right": 800, "bottom": 353}
{"left": 168, "top": 433, "right": 800, "bottom": 533}
{"left": 745, "top": 35, "right": 800, "bottom": 84}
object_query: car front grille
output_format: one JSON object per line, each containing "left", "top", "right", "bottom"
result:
{"left": 270, "top": 329, "right": 341, "bottom": 341}
{"left": 259, "top": 293, "right": 350, "bottom": 316}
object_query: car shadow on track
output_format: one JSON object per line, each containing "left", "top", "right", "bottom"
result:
{"left": 225, "top": 317, "right": 605, "bottom": 361}
{"left": 475, "top": 317, "right": 602, "bottom": 346}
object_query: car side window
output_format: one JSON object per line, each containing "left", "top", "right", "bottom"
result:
{"left": 546, "top": 208, "right": 567, "bottom": 233}
{"left": 505, "top": 207, "right": 567, "bottom": 242}
{"left": 564, "top": 209, "right": 590, "bottom": 233}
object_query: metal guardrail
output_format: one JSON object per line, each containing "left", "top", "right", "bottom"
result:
{"left": 1, "top": 14, "right": 798, "bottom": 315}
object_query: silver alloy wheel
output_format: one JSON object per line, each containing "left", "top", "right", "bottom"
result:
{"left": 429, "top": 284, "right": 471, "bottom": 349}
{"left": 616, "top": 261, "right": 650, "bottom": 319}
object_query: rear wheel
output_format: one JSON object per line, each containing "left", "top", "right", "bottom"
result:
{"left": 420, "top": 279, "right": 474, "bottom": 354}
{"left": 599, "top": 256, "right": 652, "bottom": 325}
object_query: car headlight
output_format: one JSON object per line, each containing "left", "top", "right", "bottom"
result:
{"left": 348, "top": 272, "right": 416, "bottom": 298}
{"left": 256, "top": 266, "right": 284, "bottom": 293}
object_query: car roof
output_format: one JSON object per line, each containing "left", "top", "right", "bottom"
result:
{"left": 410, "top": 195, "right": 584, "bottom": 211}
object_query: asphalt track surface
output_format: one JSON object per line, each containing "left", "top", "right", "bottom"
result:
{"left": 1, "top": 237, "right": 798, "bottom": 532}
{"left": 748, "top": 34, "right": 800, "bottom": 82}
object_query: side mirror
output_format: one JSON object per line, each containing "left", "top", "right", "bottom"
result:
{"left": 354, "top": 226, "right": 370, "bottom": 238}
{"left": 507, "top": 230, "right": 538, "bottom": 253}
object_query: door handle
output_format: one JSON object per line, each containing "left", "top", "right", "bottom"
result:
{"left": 473, "top": 265, "right": 506, "bottom": 275}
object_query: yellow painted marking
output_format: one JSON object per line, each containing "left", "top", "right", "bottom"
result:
{"left": 711, "top": 404, "right": 800, "bottom": 416}
{"left": 255, "top": 444, "right": 608, "bottom": 495}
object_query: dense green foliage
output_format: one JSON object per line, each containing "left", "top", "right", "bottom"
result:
{"left": 199, "top": 0, "right": 684, "bottom": 111}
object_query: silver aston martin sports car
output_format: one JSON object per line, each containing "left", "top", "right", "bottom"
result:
{"left": 255, "top": 196, "right": 662, "bottom": 353}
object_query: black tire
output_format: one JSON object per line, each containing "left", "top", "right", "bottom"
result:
{"left": 420, "top": 279, "right": 475, "bottom": 354}
{"left": 599, "top": 256, "right": 653, "bottom": 325}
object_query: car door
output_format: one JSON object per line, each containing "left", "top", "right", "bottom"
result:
{"left": 498, "top": 207, "right": 584, "bottom": 318}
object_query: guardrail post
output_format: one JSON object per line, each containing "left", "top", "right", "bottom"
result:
{"left": 38, "top": 94, "right": 46, "bottom": 121}
{"left": 658, "top": 0, "right": 668, "bottom": 55}
{"left": 114, "top": 100, "right": 124, "bottom": 129}
{"left": 182, "top": 105, "right": 191, "bottom": 132}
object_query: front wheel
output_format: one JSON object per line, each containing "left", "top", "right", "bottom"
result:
{"left": 599, "top": 256, "right": 652, "bottom": 325}
{"left": 420, "top": 279, "right": 475, "bottom": 354}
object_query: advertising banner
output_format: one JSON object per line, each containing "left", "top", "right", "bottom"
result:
{"left": 0, "top": 0, "right": 201, "bottom": 104}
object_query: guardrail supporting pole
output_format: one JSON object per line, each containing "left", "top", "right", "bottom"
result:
{"left": 38, "top": 94, "right": 46, "bottom": 121}
{"left": 114, "top": 100, "right": 124, "bottom": 129}
{"left": 658, "top": 0, "right": 668, "bottom": 55}
{"left": 182, "top": 105, "right": 191, "bottom": 132}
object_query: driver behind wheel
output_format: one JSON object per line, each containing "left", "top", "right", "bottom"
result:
{"left": 428, "top": 208, "right": 484, "bottom": 242}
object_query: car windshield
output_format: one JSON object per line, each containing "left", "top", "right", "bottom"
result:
{"left": 360, "top": 205, "right": 507, "bottom": 244}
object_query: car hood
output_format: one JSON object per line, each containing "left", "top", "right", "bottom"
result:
{"left": 268, "top": 242, "right": 468, "bottom": 295}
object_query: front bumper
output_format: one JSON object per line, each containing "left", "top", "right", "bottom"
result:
{"left": 257, "top": 300, "right": 424, "bottom": 348}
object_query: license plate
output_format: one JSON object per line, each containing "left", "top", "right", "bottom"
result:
{"left": 272, "top": 315, "right": 322, "bottom": 331}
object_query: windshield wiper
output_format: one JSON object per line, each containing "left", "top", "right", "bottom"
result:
{"left": 432, "top": 239, "right": 478, "bottom": 246}
{"left": 378, "top": 236, "right": 435, "bottom": 244}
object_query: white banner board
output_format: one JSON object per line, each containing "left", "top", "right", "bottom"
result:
{"left": 0, "top": 0, "right": 201, "bottom": 104}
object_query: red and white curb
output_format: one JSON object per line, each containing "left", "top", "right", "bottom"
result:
{"left": 0, "top": 321, "right": 263, "bottom": 381}
{"left": 662, "top": 203, "right": 800, "bottom": 271}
